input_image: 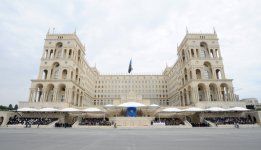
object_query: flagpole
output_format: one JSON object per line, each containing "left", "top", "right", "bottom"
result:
{"left": 130, "top": 68, "right": 132, "bottom": 92}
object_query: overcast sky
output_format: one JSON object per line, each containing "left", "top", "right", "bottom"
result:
{"left": 0, "top": 0, "right": 260, "bottom": 106}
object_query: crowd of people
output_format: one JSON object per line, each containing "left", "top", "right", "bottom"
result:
{"left": 153, "top": 118, "right": 184, "bottom": 126}
{"left": 55, "top": 123, "right": 72, "bottom": 128}
{"left": 191, "top": 122, "right": 210, "bottom": 127}
{"left": 79, "top": 118, "right": 111, "bottom": 126}
{"left": 7, "top": 116, "right": 57, "bottom": 126}
{"left": 205, "top": 117, "right": 254, "bottom": 125}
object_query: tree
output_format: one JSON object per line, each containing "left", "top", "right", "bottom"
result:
{"left": 0, "top": 105, "right": 9, "bottom": 111}
{"left": 8, "top": 104, "right": 13, "bottom": 110}
{"left": 14, "top": 104, "right": 18, "bottom": 110}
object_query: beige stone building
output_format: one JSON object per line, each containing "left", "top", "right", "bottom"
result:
{"left": 19, "top": 30, "right": 244, "bottom": 109}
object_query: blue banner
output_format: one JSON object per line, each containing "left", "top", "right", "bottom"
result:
{"left": 127, "top": 107, "right": 137, "bottom": 117}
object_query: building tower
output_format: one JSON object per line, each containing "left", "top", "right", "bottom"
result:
{"left": 27, "top": 31, "right": 97, "bottom": 108}
{"left": 174, "top": 30, "right": 238, "bottom": 107}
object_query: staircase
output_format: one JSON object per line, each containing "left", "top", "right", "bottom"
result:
{"left": 111, "top": 117, "right": 154, "bottom": 127}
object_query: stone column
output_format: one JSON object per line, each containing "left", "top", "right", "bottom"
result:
{"left": 216, "top": 87, "right": 221, "bottom": 101}
{"left": 190, "top": 88, "right": 194, "bottom": 105}
{"left": 39, "top": 89, "right": 45, "bottom": 102}
{"left": 218, "top": 49, "right": 222, "bottom": 58}
{"left": 47, "top": 68, "right": 52, "bottom": 80}
{"left": 73, "top": 91, "right": 77, "bottom": 106}
{"left": 33, "top": 89, "right": 38, "bottom": 102}
{"left": 205, "top": 88, "right": 211, "bottom": 101}
{"left": 64, "top": 88, "right": 68, "bottom": 103}
{"left": 40, "top": 89, "right": 46, "bottom": 102}
{"left": 53, "top": 88, "right": 58, "bottom": 102}
{"left": 28, "top": 88, "right": 34, "bottom": 102}
{"left": 185, "top": 91, "right": 190, "bottom": 105}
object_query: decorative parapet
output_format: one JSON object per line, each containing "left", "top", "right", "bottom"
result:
{"left": 18, "top": 101, "right": 70, "bottom": 109}
{"left": 195, "top": 101, "right": 247, "bottom": 109}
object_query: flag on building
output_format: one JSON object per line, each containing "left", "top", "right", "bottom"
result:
{"left": 128, "top": 59, "right": 133, "bottom": 74}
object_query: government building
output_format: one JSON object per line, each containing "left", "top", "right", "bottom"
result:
{"left": 22, "top": 30, "right": 240, "bottom": 109}
{"left": 1, "top": 29, "right": 260, "bottom": 128}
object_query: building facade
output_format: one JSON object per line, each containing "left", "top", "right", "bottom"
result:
{"left": 21, "top": 30, "right": 240, "bottom": 109}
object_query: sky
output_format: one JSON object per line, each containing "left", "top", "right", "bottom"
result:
{"left": 0, "top": 0, "right": 260, "bottom": 106}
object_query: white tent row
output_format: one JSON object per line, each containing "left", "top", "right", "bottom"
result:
{"left": 17, "top": 107, "right": 104, "bottom": 112}
{"left": 17, "top": 106, "right": 250, "bottom": 112}
{"left": 104, "top": 102, "right": 160, "bottom": 108}
{"left": 161, "top": 107, "right": 249, "bottom": 112}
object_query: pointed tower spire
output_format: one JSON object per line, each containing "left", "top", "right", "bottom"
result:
{"left": 74, "top": 27, "right": 77, "bottom": 34}
{"left": 186, "top": 26, "right": 188, "bottom": 34}
{"left": 213, "top": 27, "right": 216, "bottom": 34}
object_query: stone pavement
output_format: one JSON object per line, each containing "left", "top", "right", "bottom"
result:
{"left": 0, "top": 128, "right": 260, "bottom": 150}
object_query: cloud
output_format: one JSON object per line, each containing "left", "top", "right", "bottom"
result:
{"left": 0, "top": 0, "right": 260, "bottom": 105}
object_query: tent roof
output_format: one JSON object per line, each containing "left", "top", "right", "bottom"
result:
{"left": 59, "top": 108, "right": 80, "bottom": 112}
{"left": 82, "top": 107, "right": 103, "bottom": 112}
{"left": 183, "top": 107, "right": 204, "bottom": 112}
{"left": 149, "top": 104, "right": 160, "bottom": 107}
{"left": 118, "top": 102, "right": 146, "bottom": 107}
{"left": 162, "top": 107, "right": 183, "bottom": 112}
{"left": 227, "top": 107, "right": 249, "bottom": 111}
{"left": 17, "top": 107, "right": 38, "bottom": 112}
{"left": 205, "top": 107, "right": 226, "bottom": 112}
{"left": 104, "top": 104, "right": 115, "bottom": 107}
{"left": 39, "top": 107, "right": 58, "bottom": 112}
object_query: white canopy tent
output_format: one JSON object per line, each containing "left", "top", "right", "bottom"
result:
{"left": 82, "top": 107, "right": 103, "bottom": 112}
{"left": 183, "top": 107, "right": 204, "bottom": 112}
{"left": 148, "top": 104, "right": 160, "bottom": 107}
{"left": 118, "top": 102, "right": 146, "bottom": 107}
{"left": 104, "top": 104, "right": 115, "bottom": 107}
{"left": 227, "top": 107, "right": 249, "bottom": 111}
{"left": 161, "top": 107, "right": 183, "bottom": 112}
{"left": 59, "top": 108, "right": 80, "bottom": 112}
{"left": 38, "top": 107, "right": 58, "bottom": 112}
{"left": 205, "top": 107, "right": 226, "bottom": 112}
{"left": 17, "top": 107, "right": 38, "bottom": 112}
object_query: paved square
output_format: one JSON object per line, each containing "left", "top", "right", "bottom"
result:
{"left": 0, "top": 128, "right": 260, "bottom": 150}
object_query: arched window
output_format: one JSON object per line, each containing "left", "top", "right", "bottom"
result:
{"left": 203, "top": 62, "right": 213, "bottom": 79}
{"left": 44, "top": 49, "right": 48, "bottom": 59}
{"left": 78, "top": 50, "right": 81, "bottom": 62}
{"left": 196, "top": 69, "right": 202, "bottom": 79}
{"left": 55, "top": 42, "right": 63, "bottom": 58}
{"left": 58, "top": 84, "right": 66, "bottom": 102}
{"left": 182, "top": 50, "right": 186, "bottom": 62}
{"left": 209, "top": 84, "right": 218, "bottom": 101}
{"left": 191, "top": 49, "right": 195, "bottom": 58}
{"left": 51, "top": 62, "right": 60, "bottom": 79}
{"left": 210, "top": 49, "right": 214, "bottom": 58}
{"left": 47, "top": 84, "right": 54, "bottom": 102}
{"left": 49, "top": 49, "right": 54, "bottom": 59}
{"left": 221, "top": 83, "right": 229, "bottom": 101}
{"left": 216, "top": 69, "right": 222, "bottom": 79}
{"left": 35, "top": 84, "right": 43, "bottom": 102}
{"left": 62, "top": 69, "right": 67, "bottom": 80}
{"left": 200, "top": 42, "right": 208, "bottom": 58}
{"left": 75, "top": 68, "right": 79, "bottom": 81}
{"left": 184, "top": 68, "right": 188, "bottom": 82}
{"left": 42, "top": 70, "right": 48, "bottom": 80}
{"left": 198, "top": 84, "right": 206, "bottom": 101}
{"left": 215, "top": 49, "right": 220, "bottom": 58}
{"left": 68, "top": 49, "right": 72, "bottom": 58}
